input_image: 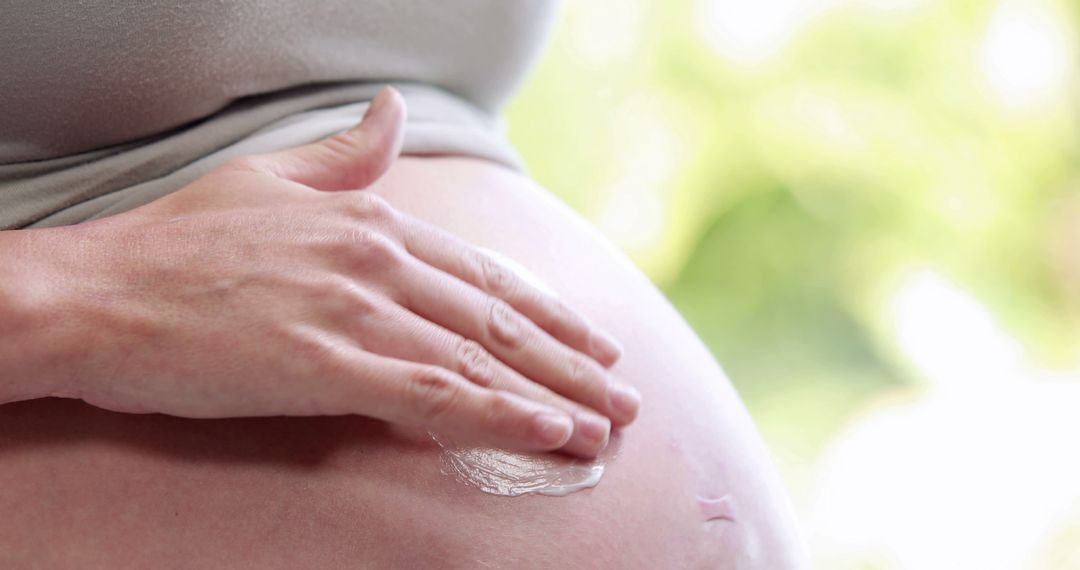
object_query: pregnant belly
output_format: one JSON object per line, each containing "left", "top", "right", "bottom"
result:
{"left": 0, "top": 157, "right": 805, "bottom": 569}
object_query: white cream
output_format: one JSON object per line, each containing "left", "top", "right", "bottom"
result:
{"left": 435, "top": 248, "right": 613, "bottom": 497}
{"left": 435, "top": 435, "right": 608, "bottom": 497}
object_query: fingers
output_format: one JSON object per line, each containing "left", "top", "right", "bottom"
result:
{"left": 400, "top": 218, "right": 623, "bottom": 367}
{"left": 396, "top": 256, "right": 642, "bottom": 426}
{"left": 349, "top": 300, "right": 612, "bottom": 457}
{"left": 325, "top": 347, "right": 577, "bottom": 452}
{"left": 244, "top": 86, "right": 407, "bottom": 191}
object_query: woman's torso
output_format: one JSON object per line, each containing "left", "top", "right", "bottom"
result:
{"left": 0, "top": 0, "right": 553, "bottom": 162}
{"left": 0, "top": 0, "right": 554, "bottom": 228}
{"left": 0, "top": 157, "right": 805, "bottom": 568}
{"left": 0, "top": 4, "right": 806, "bottom": 566}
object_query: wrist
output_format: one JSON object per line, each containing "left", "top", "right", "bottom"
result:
{"left": 0, "top": 226, "right": 98, "bottom": 402}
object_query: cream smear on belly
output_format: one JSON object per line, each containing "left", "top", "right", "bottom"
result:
{"left": 433, "top": 248, "right": 614, "bottom": 497}
{"left": 434, "top": 434, "right": 610, "bottom": 497}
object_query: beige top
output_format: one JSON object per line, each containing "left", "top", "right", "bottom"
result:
{"left": 0, "top": 1, "right": 557, "bottom": 229}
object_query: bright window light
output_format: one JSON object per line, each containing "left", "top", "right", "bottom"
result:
{"left": 810, "top": 270, "right": 1080, "bottom": 569}
{"left": 981, "top": 0, "right": 1075, "bottom": 109}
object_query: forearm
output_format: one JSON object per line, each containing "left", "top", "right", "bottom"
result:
{"left": 0, "top": 227, "right": 81, "bottom": 404}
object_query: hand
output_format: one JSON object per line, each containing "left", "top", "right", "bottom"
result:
{"left": 39, "top": 88, "right": 639, "bottom": 457}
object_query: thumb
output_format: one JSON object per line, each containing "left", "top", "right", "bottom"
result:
{"left": 252, "top": 86, "right": 407, "bottom": 191}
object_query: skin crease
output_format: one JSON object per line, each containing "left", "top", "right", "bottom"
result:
{"left": 0, "top": 95, "right": 807, "bottom": 568}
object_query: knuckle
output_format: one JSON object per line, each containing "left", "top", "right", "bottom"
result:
{"left": 339, "top": 229, "right": 403, "bottom": 270}
{"left": 566, "top": 354, "right": 597, "bottom": 393}
{"left": 478, "top": 253, "right": 515, "bottom": 297}
{"left": 486, "top": 300, "right": 524, "bottom": 349}
{"left": 339, "top": 285, "right": 383, "bottom": 320}
{"left": 305, "top": 275, "right": 382, "bottom": 318}
{"left": 409, "top": 368, "right": 462, "bottom": 419}
{"left": 349, "top": 291, "right": 383, "bottom": 319}
{"left": 456, "top": 339, "right": 497, "bottom": 388}
{"left": 364, "top": 193, "right": 396, "bottom": 222}
{"left": 342, "top": 192, "right": 397, "bottom": 224}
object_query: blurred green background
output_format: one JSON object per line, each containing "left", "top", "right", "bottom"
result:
{"left": 507, "top": 0, "right": 1080, "bottom": 568}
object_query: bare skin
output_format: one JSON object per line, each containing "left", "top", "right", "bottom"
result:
{"left": 0, "top": 89, "right": 636, "bottom": 459}
{"left": 0, "top": 154, "right": 807, "bottom": 567}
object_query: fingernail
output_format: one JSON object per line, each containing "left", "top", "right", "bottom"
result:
{"left": 575, "top": 413, "right": 611, "bottom": 448}
{"left": 533, "top": 412, "right": 574, "bottom": 448}
{"left": 608, "top": 384, "right": 642, "bottom": 423}
{"left": 590, "top": 329, "right": 624, "bottom": 366}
